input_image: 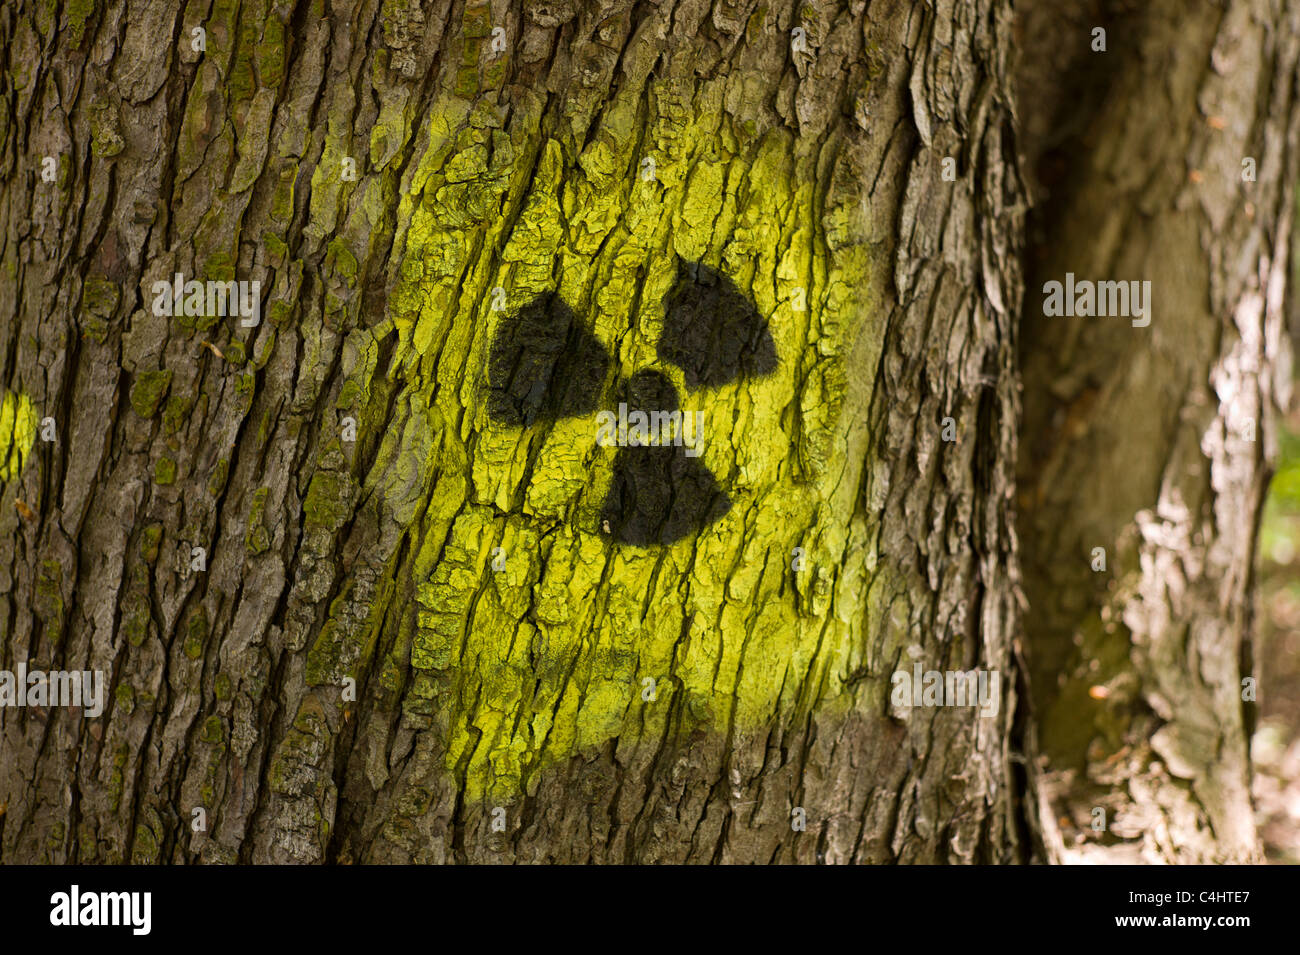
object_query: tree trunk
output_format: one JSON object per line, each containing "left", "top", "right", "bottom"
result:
{"left": 1017, "top": 0, "right": 1299, "bottom": 863}
{"left": 0, "top": 0, "right": 1288, "bottom": 866}
{"left": 0, "top": 0, "right": 1026, "bottom": 864}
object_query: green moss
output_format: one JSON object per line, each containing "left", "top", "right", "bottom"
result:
{"left": 482, "top": 57, "right": 507, "bottom": 90}
{"left": 453, "top": 66, "right": 480, "bottom": 100}
{"left": 80, "top": 315, "right": 109, "bottom": 344}
{"left": 129, "top": 369, "right": 172, "bottom": 418}
{"left": 81, "top": 276, "right": 119, "bottom": 317}
{"left": 131, "top": 816, "right": 160, "bottom": 864}
{"left": 89, "top": 103, "right": 124, "bottom": 157}
{"left": 65, "top": 0, "right": 94, "bottom": 46}
{"left": 122, "top": 613, "right": 147, "bottom": 647}
{"left": 184, "top": 607, "right": 209, "bottom": 659}
{"left": 267, "top": 696, "right": 329, "bottom": 797}
{"left": 267, "top": 300, "right": 293, "bottom": 326}
{"left": 256, "top": 408, "right": 273, "bottom": 446}
{"left": 200, "top": 714, "right": 225, "bottom": 744}
{"left": 263, "top": 231, "right": 289, "bottom": 264}
{"left": 235, "top": 372, "right": 256, "bottom": 414}
{"left": 252, "top": 329, "right": 277, "bottom": 369}
{"left": 324, "top": 292, "right": 345, "bottom": 323}
{"left": 207, "top": 458, "right": 229, "bottom": 497}
{"left": 303, "top": 470, "right": 350, "bottom": 531}
{"left": 228, "top": 54, "right": 256, "bottom": 107}
{"left": 245, "top": 486, "right": 271, "bottom": 554}
{"left": 370, "top": 124, "right": 390, "bottom": 168}
{"left": 77, "top": 823, "right": 97, "bottom": 863}
{"left": 120, "top": 574, "right": 148, "bottom": 649}
{"left": 305, "top": 595, "right": 349, "bottom": 685}
{"left": 396, "top": 785, "right": 433, "bottom": 818}
{"left": 202, "top": 252, "right": 236, "bottom": 283}
{"left": 45, "top": 821, "right": 66, "bottom": 861}
{"left": 139, "top": 523, "right": 163, "bottom": 563}
{"left": 154, "top": 457, "right": 177, "bottom": 485}
{"left": 35, "top": 559, "right": 62, "bottom": 601}
{"left": 257, "top": 15, "right": 286, "bottom": 88}
{"left": 35, "top": 560, "right": 64, "bottom": 645}
{"left": 327, "top": 237, "right": 360, "bottom": 285}
{"left": 35, "top": 0, "right": 58, "bottom": 36}
{"left": 462, "top": 3, "right": 492, "bottom": 38}
{"left": 303, "top": 88, "right": 362, "bottom": 242}
{"left": 162, "top": 394, "right": 192, "bottom": 434}
{"left": 55, "top": 153, "right": 72, "bottom": 191}
{"left": 271, "top": 162, "right": 297, "bottom": 222}
{"left": 214, "top": 672, "right": 233, "bottom": 701}
{"left": 115, "top": 684, "right": 135, "bottom": 715}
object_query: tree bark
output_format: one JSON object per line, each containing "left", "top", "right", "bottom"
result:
{"left": 1017, "top": 0, "right": 1299, "bottom": 863}
{"left": 0, "top": 0, "right": 1026, "bottom": 864}
{"left": 0, "top": 0, "right": 1289, "bottom": 867}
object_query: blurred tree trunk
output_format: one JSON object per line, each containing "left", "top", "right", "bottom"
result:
{"left": 1017, "top": 0, "right": 1300, "bottom": 863}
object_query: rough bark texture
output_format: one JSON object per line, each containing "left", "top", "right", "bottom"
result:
{"left": 1017, "top": 0, "right": 1299, "bottom": 863}
{"left": 0, "top": 0, "right": 1025, "bottom": 864}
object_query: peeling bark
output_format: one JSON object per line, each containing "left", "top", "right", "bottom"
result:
{"left": 1017, "top": 0, "right": 1299, "bottom": 863}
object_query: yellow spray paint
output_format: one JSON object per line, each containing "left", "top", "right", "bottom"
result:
{"left": 307, "top": 78, "right": 883, "bottom": 805}
{"left": 0, "top": 390, "right": 38, "bottom": 485}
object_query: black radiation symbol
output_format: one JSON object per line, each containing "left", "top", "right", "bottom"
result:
{"left": 487, "top": 259, "right": 778, "bottom": 546}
